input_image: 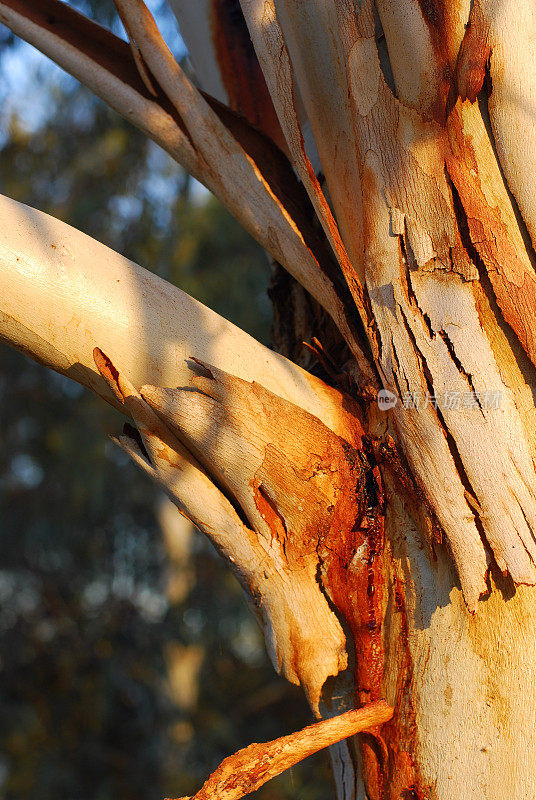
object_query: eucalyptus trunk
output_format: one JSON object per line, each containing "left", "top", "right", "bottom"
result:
{"left": 1, "top": 1, "right": 536, "bottom": 798}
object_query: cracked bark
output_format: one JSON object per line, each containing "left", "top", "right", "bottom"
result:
{"left": 2, "top": 0, "right": 536, "bottom": 798}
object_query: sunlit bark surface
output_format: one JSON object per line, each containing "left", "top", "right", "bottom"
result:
{"left": 1, "top": 1, "right": 536, "bottom": 798}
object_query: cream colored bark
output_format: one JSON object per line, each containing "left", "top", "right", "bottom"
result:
{"left": 0, "top": 193, "right": 363, "bottom": 714}
{"left": 0, "top": 194, "right": 349, "bottom": 435}
{"left": 1, "top": 0, "right": 536, "bottom": 798}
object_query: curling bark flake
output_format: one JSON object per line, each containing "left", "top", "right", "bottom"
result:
{"left": 94, "top": 348, "right": 366, "bottom": 714}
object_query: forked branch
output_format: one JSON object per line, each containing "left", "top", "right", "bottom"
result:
{"left": 0, "top": 0, "right": 372, "bottom": 379}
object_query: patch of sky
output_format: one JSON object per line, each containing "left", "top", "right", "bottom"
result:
{"left": 0, "top": 0, "right": 188, "bottom": 141}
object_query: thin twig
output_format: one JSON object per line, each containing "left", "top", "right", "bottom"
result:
{"left": 169, "top": 700, "right": 393, "bottom": 800}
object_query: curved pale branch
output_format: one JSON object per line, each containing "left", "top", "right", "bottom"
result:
{"left": 0, "top": 193, "right": 355, "bottom": 438}
{"left": 0, "top": 189, "right": 374, "bottom": 710}
{"left": 0, "top": 0, "right": 371, "bottom": 378}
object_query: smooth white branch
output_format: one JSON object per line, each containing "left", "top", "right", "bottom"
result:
{"left": 0, "top": 193, "right": 353, "bottom": 437}
{"left": 0, "top": 192, "right": 368, "bottom": 711}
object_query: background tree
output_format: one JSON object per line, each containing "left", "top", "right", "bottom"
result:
{"left": 1, "top": 1, "right": 536, "bottom": 799}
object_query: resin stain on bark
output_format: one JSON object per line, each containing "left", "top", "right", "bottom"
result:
{"left": 93, "top": 350, "right": 371, "bottom": 714}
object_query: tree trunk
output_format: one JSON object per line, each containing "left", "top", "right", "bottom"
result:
{"left": 1, "top": 1, "right": 536, "bottom": 798}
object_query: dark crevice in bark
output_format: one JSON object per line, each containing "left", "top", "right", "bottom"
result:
{"left": 257, "top": 484, "right": 287, "bottom": 533}
{"left": 400, "top": 239, "right": 419, "bottom": 303}
{"left": 476, "top": 89, "right": 536, "bottom": 274}
{"left": 448, "top": 170, "right": 536, "bottom": 407}
{"left": 437, "top": 330, "right": 484, "bottom": 415}
{"left": 419, "top": 309, "right": 434, "bottom": 342}
{"left": 365, "top": 284, "right": 383, "bottom": 366}
{"left": 204, "top": 463, "right": 256, "bottom": 534}
{"left": 390, "top": 340, "right": 409, "bottom": 397}
{"left": 372, "top": 1, "right": 397, "bottom": 99}
{"left": 122, "top": 422, "right": 151, "bottom": 462}
{"left": 399, "top": 235, "right": 435, "bottom": 343}
{"left": 515, "top": 500, "right": 536, "bottom": 567}
{"left": 397, "top": 307, "right": 427, "bottom": 384}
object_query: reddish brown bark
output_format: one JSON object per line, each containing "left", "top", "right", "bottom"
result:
{"left": 210, "top": 0, "right": 285, "bottom": 149}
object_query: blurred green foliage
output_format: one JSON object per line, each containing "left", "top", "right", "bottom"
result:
{"left": 0, "top": 5, "right": 333, "bottom": 800}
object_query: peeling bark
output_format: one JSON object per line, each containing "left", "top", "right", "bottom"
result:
{"left": 2, "top": 1, "right": 536, "bottom": 798}
{"left": 95, "top": 347, "right": 366, "bottom": 713}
